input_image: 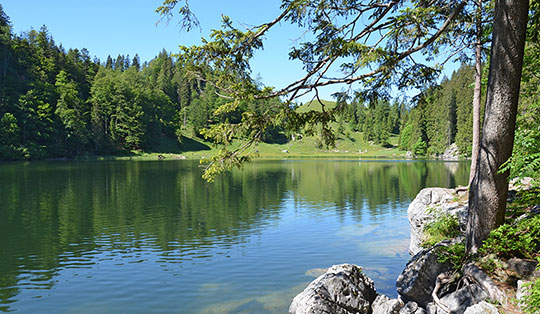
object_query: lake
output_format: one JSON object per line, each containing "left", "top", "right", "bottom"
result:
{"left": 0, "top": 159, "right": 469, "bottom": 313}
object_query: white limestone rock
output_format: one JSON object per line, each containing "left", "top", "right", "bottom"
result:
{"left": 289, "top": 264, "right": 377, "bottom": 314}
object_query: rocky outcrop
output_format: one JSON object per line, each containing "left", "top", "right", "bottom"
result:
{"left": 289, "top": 264, "right": 377, "bottom": 314}
{"left": 396, "top": 243, "right": 454, "bottom": 306}
{"left": 462, "top": 264, "right": 506, "bottom": 304}
{"left": 439, "top": 144, "right": 460, "bottom": 161}
{"left": 372, "top": 294, "right": 403, "bottom": 314}
{"left": 290, "top": 183, "right": 538, "bottom": 314}
{"left": 462, "top": 301, "right": 499, "bottom": 314}
{"left": 407, "top": 188, "right": 467, "bottom": 255}
{"left": 398, "top": 301, "right": 427, "bottom": 314}
{"left": 407, "top": 187, "right": 467, "bottom": 255}
{"left": 506, "top": 257, "right": 539, "bottom": 279}
{"left": 426, "top": 284, "right": 488, "bottom": 314}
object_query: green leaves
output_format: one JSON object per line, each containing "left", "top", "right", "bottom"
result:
{"left": 480, "top": 215, "right": 540, "bottom": 260}
{"left": 421, "top": 212, "right": 461, "bottom": 248}
{"left": 521, "top": 258, "right": 540, "bottom": 314}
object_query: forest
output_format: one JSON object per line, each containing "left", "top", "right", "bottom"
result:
{"left": 0, "top": 3, "right": 539, "bottom": 182}
{"left": 1, "top": 0, "right": 540, "bottom": 312}
{"left": 0, "top": 5, "right": 282, "bottom": 160}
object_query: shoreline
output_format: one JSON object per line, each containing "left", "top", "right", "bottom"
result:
{"left": 289, "top": 183, "right": 540, "bottom": 314}
{"left": 0, "top": 152, "right": 471, "bottom": 163}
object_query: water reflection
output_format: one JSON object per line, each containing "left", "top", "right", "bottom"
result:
{"left": 0, "top": 159, "right": 469, "bottom": 313}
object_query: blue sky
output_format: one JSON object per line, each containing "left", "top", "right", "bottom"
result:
{"left": 2, "top": 0, "right": 324, "bottom": 100}
{"left": 2, "top": 1, "right": 460, "bottom": 103}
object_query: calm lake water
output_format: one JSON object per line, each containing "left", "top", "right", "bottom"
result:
{"left": 0, "top": 159, "right": 469, "bottom": 313}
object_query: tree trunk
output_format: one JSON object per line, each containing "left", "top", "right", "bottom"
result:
{"left": 468, "top": 0, "right": 483, "bottom": 185}
{"left": 466, "top": 0, "right": 529, "bottom": 253}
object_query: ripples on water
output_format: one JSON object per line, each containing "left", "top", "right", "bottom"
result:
{"left": 0, "top": 159, "right": 469, "bottom": 313}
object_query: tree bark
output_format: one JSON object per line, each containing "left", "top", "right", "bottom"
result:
{"left": 466, "top": 0, "right": 529, "bottom": 253}
{"left": 468, "top": 0, "right": 483, "bottom": 185}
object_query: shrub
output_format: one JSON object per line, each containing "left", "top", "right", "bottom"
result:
{"left": 522, "top": 258, "right": 540, "bottom": 314}
{"left": 422, "top": 212, "right": 461, "bottom": 247}
{"left": 480, "top": 215, "right": 540, "bottom": 260}
{"left": 436, "top": 242, "right": 467, "bottom": 270}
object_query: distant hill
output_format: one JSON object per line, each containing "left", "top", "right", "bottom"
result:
{"left": 296, "top": 99, "right": 338, "bottom": 113}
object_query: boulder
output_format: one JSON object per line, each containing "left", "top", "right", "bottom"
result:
{"left": 440, "top": 143, "right": 460, "bottom": 161}
{"left": 462, "top": 264, "right": 506, "bottom": 304}
{"left": 396, "top": 244, "right": 453, "bottom": 307}
{"left": 426, "top": 284, "right": 488, "bottom": 314}
{"left": 407, "top": 188, "right": 467, "bottom": 255}
{"left": 289, "top": 264, "right": 377, "bottom": 314}
{"left": 462, "top": 301, "right": 499, "bottom": 314}
{"left": 508, "top": 177, "right": 535, "bottom": 191}
{"left": 506, "top": 258, "right": 539, "bottom": 280}
{"left": 372, "top": 294, "right": 404, "bottom": 314}
{"left": 399, "top": 301, "right": 427, "bottom": 314}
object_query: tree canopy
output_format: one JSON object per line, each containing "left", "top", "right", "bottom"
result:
{"left": 158, "top": 0, "right": 540, "bottom": 252}
{"left": 156, "top": 0, "right": 496, "bottom": 179}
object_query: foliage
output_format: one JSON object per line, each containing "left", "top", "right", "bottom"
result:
{"left": 399, "top": 123, "right": 413, "bottom": 151}
{"left": 399, "top": 64, "right": 477, "bottom": 157}
{"left": 521, "top": 258, "right": 540, "bottom": 314}
{"left": 479, "top": 215, "right": 540, "bottom": 260}
{"left": 420, "top": 211, "right": 466, "bottom": 271}
{"left": 436, "top": 242, "right": 467, "bottom": 270}
{"left": 0, "top": 6, "right": 286, "bottom": 160}
{"left": 421, "top": 212, "right": 461, "bottom": 247}
{"left": 412, "top": 138, "right": 427, "bottom": 157}
{"left": 155, "top": 0, "right": 494, "bottom": 179}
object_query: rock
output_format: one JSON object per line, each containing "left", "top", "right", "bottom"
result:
{"left": 516, "top": 279, "right": 536, "bottom": 309}
{"left": 440, "top": 143, "right": 460, "bottom": 161}
{"left": 462, "top": 264, "right": 506, "bottom": 304}
{"left": 515, "top": 207, "right": 540, "bottom": 224}
{"left": 372, "top": 294, "right": 404, "bottom": 314}
{"left": 406, "top": 151, "right": 414, "bottom": 159}
{"left": 399, "top": 301, "right": 427, "bottom": 314}
{"left": 426, "top": 284, "right": 488, "bottom": 314}
{"left": 509, "top": 177, "right": 535, "bottom": 191}
{"left": 396, "top": 244, "right": 453, "bottom": 307}
{"left": 407, "top": 188, "right": 467, "bottom": 255}
{"left": 506, "top": 258, "right": 539, "bottom": 280}
{"left": 455, "top": 186, "right": 468, "bottom": 197}
{"left": 462, "top": 301, "right": 499, "bottom": 314}
{"left": 289, "top": 264, "right": 377, "bottom": 314}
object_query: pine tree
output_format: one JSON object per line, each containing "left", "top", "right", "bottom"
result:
{"left": 132, "top": 54, "right": 141, "bottom": 71}
{"left": 105, "top": 55, "right": 113, "bottom": 69}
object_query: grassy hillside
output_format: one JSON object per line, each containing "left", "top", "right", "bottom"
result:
{"left": 91, "top": 99, "right": 407, "bottom": 161}
{"left": 296, "top": 99, "right": 338, "bottom": 113}
{"left": 103, "top": 125, "right": 406, "bottom": 161}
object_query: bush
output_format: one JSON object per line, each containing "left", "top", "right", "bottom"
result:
{"left": 522, "top": 258, "right": 540, "bottom": 314}
{"left": 436, "top": 242, "right": 467, "bottom": 270}
{"left": 422, "top": 212, "right": 461, "bottom": 247}
{"left": 480, "top": 215, "right": 540, "bottom": 260}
